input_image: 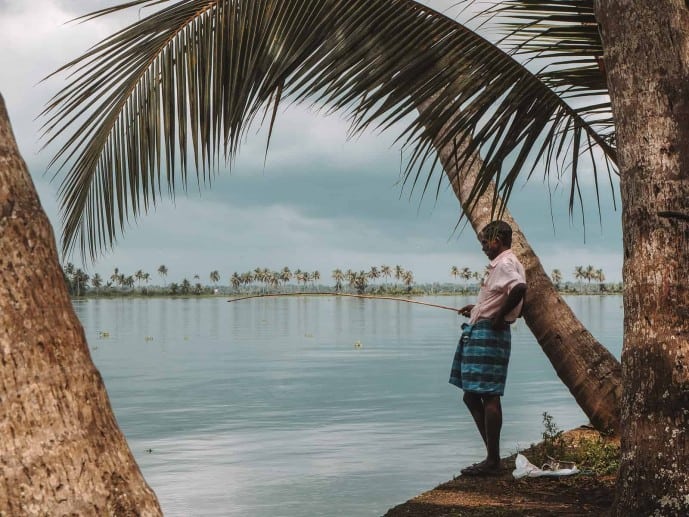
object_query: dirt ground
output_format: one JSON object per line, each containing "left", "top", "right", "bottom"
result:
{"left": 383, "top": 428, "right": 617, "bottom": 517}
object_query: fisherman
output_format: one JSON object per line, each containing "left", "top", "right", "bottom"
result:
{"left": 450, "top": 220, "right": 527, "bottom": 476}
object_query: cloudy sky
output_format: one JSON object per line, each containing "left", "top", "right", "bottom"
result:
{"left": 0, "top": 0, "right": 623, "bottom": 285}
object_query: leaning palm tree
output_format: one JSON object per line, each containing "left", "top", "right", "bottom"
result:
{"left": 0, "top": 96, "right": 162, "bottom": 515}
{"left": 37, "top": 0, "right": 689, "bottom": 512}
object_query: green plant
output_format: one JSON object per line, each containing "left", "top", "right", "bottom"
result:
{"left": 541, "top": 412, "right": 567, "bottom": 460}
{"left": 575, "top": 437, "right": 620, "bottom": 475}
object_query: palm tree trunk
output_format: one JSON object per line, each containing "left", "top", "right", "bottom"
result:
{"left": 0, "top": 94, "right": 161, "bottom": 515}
{"left": 595, "top": 2, "right": 689, "bottom": 513}
{"left": 418, "top": 98, "right": 622, "bottom": 434}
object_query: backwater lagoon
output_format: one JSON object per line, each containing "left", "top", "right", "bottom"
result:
{"left": 75, "top": 295, "right": 623, "bottom": 516}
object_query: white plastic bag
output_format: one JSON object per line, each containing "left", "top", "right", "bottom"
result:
{"left": 512, "top": 453, "right": 580, "bottom": 479}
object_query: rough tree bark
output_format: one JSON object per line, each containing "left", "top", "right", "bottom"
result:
{"left": 594, "top": 1, "right": 689, "bottom": 514}
{"left": 418, "top": 98, "right": 622, "bottom": 434}
{"left": 0, "top": 94, "right": 162, "bottom": 515}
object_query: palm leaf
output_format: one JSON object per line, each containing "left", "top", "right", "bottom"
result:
{"left": 42, "top": 0, "right": 617, "bottom": 259}
{"left": 484, "top": 1, "right": 607, "bottom": 94}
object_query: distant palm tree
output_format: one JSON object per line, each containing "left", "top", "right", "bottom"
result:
{"left": 368, "top": 266, "right": 380, "bottom": 285}
{"left": 595, "top": 269, "right": 606, "bottom": 291}
{"left": 302, "top": 272, "right": 312, "bottom": 290}
{"left": 267, "top": 272, "right": 279, "bottom": 290}
{"left": 91, "top": 273, "right": 103, "bottom": 292}
{"left": 450, "top": 265, "right": 459, "bottom": 281}
{"left": 350, "top": 271, "right": 368, "bottom": 294}
{"left": 331, "top": 269, "right": 344, "bottom": 292}
{"left": 551, "top": 269, "right": 563, "bottom": 289}
{"left": 402, "top": 270, "right": 414, "bottom": 292}
{"left": 157, "top": 264, "right": 168, "bottom": 286}
{"left": 134, "top": 269, "right": 145, "bottom": 287}
{"left": 110, "top": 267, "right": 120, "bottom": 286}
{"left": 240, "top": 272, "right": 254, "bottom": 291}
{"left": 460, "top": 267, "right": 472, "bottom": 287}
{"left": 230, "top": 272, "right": 241, "bottom": 292}
{"left": 180, "top": 279, "right": 191, "bottom": 295}
{"left": 295, "top": 270, "right": 307, "bottom": 288}
{"left": 380, "top": 265, "right": 392, "bottom": 286}
{"left": 210, "top": 270, "right": 220, "bottom": 287}
{"left": 574, "top": 266, "right": 585, "bottom": 291}
{"left": 472, "top": 271, "right": 482, "bottom": 288}
{"left": 394, "top": 265, "right": 405, "bottom": 287}
{"left": 279, "top": 267, "right": 292, "bottom": 286}
{"left": 73, "top": 269, "right": 89, "bottom": 297}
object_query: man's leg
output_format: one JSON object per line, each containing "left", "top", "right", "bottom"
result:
{"left": 483, "top": 395, "right": 502, "bottom": 468}
{"left": 462, "top": 391, "right": 487, "bottom": 444}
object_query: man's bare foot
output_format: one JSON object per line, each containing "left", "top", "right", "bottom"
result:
{"left": 460, "top": 459, "right": 500, "bottom": 476}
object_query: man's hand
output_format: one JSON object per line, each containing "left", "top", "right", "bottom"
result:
{"left": 458, "top": 304, "right": 474, "bottom": 317}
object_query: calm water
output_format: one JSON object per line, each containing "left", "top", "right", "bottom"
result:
{"left": 74, "top": 295, "right": 623, "bottom": 517}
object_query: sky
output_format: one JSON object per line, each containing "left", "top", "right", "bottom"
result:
{"left": 0, "top": 0, "right": 623, "bottom": 285}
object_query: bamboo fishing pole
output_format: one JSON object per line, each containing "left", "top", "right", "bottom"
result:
{"left": 227, "top": 291, "right": 461, "bottom": 312}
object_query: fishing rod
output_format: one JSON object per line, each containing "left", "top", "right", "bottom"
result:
{"left": 227, "top": 291, "right": 461, "bottom": 312}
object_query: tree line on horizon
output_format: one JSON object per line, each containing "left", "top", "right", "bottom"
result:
{"left": 61, "top": 262, "right": 614, "bottom": 297}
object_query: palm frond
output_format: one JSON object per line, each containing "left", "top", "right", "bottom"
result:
{"left": 483, "top": 1, "right": 607, "bottom": 92}
{"left": 42, "top": 0, "right": 617, "bottom": 260}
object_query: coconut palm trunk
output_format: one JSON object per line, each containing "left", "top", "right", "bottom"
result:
{"left": 594, "top": 2, "right": 689, "bottom": 513}
{"left": 418, "top": 96, "right": 622, "bottom": 433}
{"left": 0, "top": 95, "right": 161, "bottom": 515}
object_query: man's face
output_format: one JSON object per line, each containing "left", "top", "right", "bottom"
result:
{"left": 479, "top": 232, "right": 503, "bottom": 260}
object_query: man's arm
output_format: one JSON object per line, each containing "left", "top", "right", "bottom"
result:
{"left": 492, "top": 283, "right": 527, "bottom": 330}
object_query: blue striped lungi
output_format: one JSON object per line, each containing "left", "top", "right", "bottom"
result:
{"left": 449, "top": 320, "right": 511, "bottom": 396}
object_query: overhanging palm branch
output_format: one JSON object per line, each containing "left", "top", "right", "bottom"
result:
{"left": 41, "top": 0, "right": 617, "bottom": 259}
{"left": 477, "top": 0, "right": 615, "bottom": 211}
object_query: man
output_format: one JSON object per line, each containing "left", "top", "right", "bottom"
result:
{"left": 450, "top": 220, "right": 527, "bottom": 476}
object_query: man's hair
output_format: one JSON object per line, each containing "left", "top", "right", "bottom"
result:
{"left": 481, "top": 220, "right": 513, "bottom": 247}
